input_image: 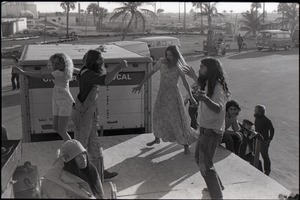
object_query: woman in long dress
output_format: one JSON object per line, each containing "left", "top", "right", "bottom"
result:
{"left": 132, "top": 45, "right": 197, "bottom": 154}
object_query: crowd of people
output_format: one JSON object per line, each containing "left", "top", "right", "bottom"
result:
{"left": 10, "top": 44, "right": 276, "bottom": 199}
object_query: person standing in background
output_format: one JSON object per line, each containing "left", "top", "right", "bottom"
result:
{"left": 254, "top": 104, "right": 275, "bottom": 176}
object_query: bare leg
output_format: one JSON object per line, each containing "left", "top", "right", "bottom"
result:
{"left": 146, "top": 136, "right": 160, "bottom": 146}
{"left": 57, "top": 116, "right": 72, "bottom": 141}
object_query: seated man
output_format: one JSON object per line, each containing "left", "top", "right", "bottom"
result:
{"left": 239, "top": 119, "right": 263, "bottom": 171}
{"left": 221, "top": 100, "right": 243, "bottom": 155}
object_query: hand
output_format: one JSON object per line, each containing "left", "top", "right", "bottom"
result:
{"left": 182, "top": 65, "right": 196, "bottom": 79}
{"left": 193, "top": 90, "right": 207, "bottom": 102}
{"left": 132, "top": 85, "right": 142, "bottom": 94}
{"left": 236, "top": 132, "right": 243, "bottom": 141}
{"left": 190, "top": 96, "right": 197, "bottom": 105}
{"left": 121, "top": 60, "right": 128, "bottom": 69}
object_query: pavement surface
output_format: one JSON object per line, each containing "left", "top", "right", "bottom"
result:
{"left": 1, "top": 32, "right": 298, "bottom": 197}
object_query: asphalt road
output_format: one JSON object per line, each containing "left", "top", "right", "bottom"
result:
{"left": 1, "top": 45, "right": 299, "bottom": 193}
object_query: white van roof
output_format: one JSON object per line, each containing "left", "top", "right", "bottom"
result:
{"left": 134, "top": 36, "right": 179, "bottom": 41}
{"left": 19, "top": 44, "right": 152, "bottom": 65}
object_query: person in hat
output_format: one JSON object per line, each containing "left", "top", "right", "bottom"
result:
{"left": 41, "top": 139, "right": 104, "bottom": 199}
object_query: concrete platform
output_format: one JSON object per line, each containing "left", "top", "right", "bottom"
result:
{"left": 19, "top": 133, "right": 291, "bottom": 199}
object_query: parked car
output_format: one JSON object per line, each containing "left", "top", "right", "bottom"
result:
{"left": 46, "top": 26, "right": 81, "bottom": 36}
{"left": 22, "top": 26, "right": 44, "bottom": 35}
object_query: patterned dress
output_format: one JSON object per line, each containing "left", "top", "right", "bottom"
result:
{"left": 152, "top": 58, "right": 197, "bottom": 145}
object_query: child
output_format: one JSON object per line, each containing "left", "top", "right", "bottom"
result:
{"left": 184, "top": 82, "right": 200, "bottom": 130}
{"left": 14, "top": 53, "right": 79, "bottom": 141}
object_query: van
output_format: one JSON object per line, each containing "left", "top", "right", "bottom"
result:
{"left": 292, "top": 28, "right": 299, "bottom": 47}
{"left": 105, "top": 41, "right": 150, "bottom": 57}
{"left": 133, "top": 36, "right": 181, "bottom": 61}
{"left": 256, "top": 29, "right": 293, "bottom": 51}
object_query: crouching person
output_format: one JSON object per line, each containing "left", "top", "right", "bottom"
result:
{"left": 41, "top": 139, "right": 104, "bottom": 199}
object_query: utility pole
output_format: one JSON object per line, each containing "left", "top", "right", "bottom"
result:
{"left": 178, "top": 2, "right": 181, "bottom": 23}
{"left": 263, "top": 2, "right": 265, "bottom": 23}
{"left": 183, "top": 2, "right": 186, "bottom": 32}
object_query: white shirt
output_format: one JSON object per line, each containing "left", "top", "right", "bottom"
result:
{"left": 199, "top": 82, "right": 228, "bottom": 134}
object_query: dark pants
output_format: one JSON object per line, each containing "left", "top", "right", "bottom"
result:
{"left": 222, "top": 132, "right": 241, "bottom": 155}
{"left": 195, "top": 127, "right": 224, "bottom": 199}
{"left": 260, "top": 142, "right": 271, "bottom": 175}
{"left": 238, "top": 44, "right": 242, "bottom": 52}
{"left": 11, "top": 73, "right": 20, "bottom": 89}
{"left": 188, "top": 107, "right": 198, "bottom": 130}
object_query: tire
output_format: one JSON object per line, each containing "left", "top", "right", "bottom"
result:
{"left": 52, "top": 32, "right": 57, "bottom": 36}
{"left": 23, "top": 30, "right": 29, "bottom": 34}
{"left": 271, "top": 45, "right": 276, "bottom": 51}
{"left": 204, "top": 52, "right": 208, "bottom": 56}
{"left": 258, "top": 48, "right": 262, "bottom": 51}
{"left": 284, "top": 45, "right": 290, "bottom": 50}
{"left": 71, "top": 32, "right": 76, "bottom": 37}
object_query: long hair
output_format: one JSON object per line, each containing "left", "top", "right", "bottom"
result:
{"left": 79, "top": 49, "right": 106, "bottom": 78}
{"left": 199, "top": 57, "right": 230, "bottom": 98}
{"left": 63, "top": 153, "right": 102, "bottom": 196}
{"left": 164, "top": 45, "right": 188, "bottom": 71}
{"left": 48, "top": 53, "right": 74, "bottom": 80}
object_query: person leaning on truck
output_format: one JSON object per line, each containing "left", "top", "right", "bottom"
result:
{"left": 71, "top": 48, "right": 128, "bottom": 180}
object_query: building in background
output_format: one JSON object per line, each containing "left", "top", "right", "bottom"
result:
{"left": 1, "top": 2, "right": 38, "bottom": 19}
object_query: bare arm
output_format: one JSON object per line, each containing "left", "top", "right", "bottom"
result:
{"left": 104, "top": 60, "right": 128, "bottom": 85}
{"left": 180, "top": 72, "right": 196, "bottom": 105}
{"left": 13, "top": 66, "right": 54, "bottom": 79}
{"left": 132, "top": 70, "right": 155, "bottom": 94}
{"left": 73, "top": 67, "right": 81, "bottom": 75}
{"left": 194, "top": 91, "right": 222, "bottom": 113}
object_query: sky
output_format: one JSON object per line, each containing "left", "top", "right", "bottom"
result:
{"left": 34, "top": 2, "right": 280, "bottom": 14}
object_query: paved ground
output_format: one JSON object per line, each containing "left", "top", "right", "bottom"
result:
{"left": 1, "top": 33, "right": 299, "bottom": 195}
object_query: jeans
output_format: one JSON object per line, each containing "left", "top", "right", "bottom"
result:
{"left": 222, "top": 132, "right": 242, "bottom": 155}
{"left": 260, "top": 141, "right": 271, "bottom": 175}
{"left": 72, "top": 86, "right": 101, "bottom": 162}
{"left": 195, "top": 127, "right": 224, "bottom": 199}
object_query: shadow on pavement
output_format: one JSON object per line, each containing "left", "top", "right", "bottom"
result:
{"left": 227, "top": 48, "right": 299, "bottom": 59}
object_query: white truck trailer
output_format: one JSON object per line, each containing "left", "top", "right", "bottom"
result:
{"left": 18, "top": 44, "right": 153, "bottom": 142}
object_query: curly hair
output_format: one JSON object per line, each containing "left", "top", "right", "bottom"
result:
{"left": 47, "top": 53, "right": 74, "bottom": 81}
{"left": 199, "top": 57, "right": 230, "bottom": 98}
{"left": 226, "top": 99, "right": 241, "bottom": 112}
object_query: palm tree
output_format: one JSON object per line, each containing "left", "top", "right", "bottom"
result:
{"left": 192, "top": 2, "right": 204, "bottom": 33}
{"left": 277, "top": 3, "right": 299, "bottom": 32}
{"left": 110, "top": 2, "right": 157, "bottom": 40}
{"left": 251, "top": 3, "right": 262, "bottom": 19}
{"left": 193, "top": 3, "right": 223, "bottom": 51}
{"left": 60, "top": 2, "right": 76, "bottom": 37}
{"left": 87, "top": 3, "right": 99, "bottom": 26}
{"left": 98, "top": 7, "right": 108, "bottom": 30}
{"left": 240, "top": 7, "right": 263, "bottom": 36}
